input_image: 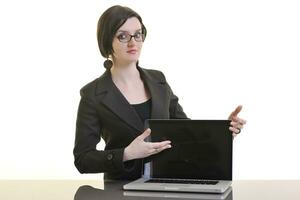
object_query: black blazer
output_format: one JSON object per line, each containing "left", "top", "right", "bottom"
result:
{"left": 73, "top": 66, "right": 187, "bottom": 180}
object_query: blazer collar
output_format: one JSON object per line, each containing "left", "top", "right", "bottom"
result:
{"left": 94, "top": 66, "right": 167, "bottom": 132}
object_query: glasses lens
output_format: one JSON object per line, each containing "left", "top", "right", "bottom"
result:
{"left": 117, "top": 33, "right": 130, "bottom": 43}
{"left": 134, "top": 33, "right": 143, "bottom": 42}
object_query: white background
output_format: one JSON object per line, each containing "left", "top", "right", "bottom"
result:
{"left": 0, "top": 0, "right": 299, "bottom": 180}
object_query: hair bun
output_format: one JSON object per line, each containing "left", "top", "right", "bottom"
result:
{"left": 103, "top": 59, "right": 113, "bottom": 69}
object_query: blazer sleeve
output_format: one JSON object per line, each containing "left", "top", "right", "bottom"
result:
{"left": 168, "top": 83, "right": 189, "bottom": 119}
{"left": 73, "top": 91, "right": 125, "bottom": 174}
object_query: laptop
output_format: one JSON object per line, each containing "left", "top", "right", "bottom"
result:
{"left": 123, "top": 119, "right": 232, "bottom": 194}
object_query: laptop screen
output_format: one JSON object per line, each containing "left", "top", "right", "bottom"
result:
{"left": 145, "top": 119, "right": 232, "bottom": 180}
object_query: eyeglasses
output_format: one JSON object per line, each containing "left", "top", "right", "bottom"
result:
{"left": 116, "top": 32, "right": 145, "bottom": 43}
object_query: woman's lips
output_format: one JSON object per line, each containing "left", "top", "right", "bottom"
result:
{"left": 127, "top": 49, "right": 137, "bottom": 54}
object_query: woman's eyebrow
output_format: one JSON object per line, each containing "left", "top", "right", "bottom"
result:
{"left": 117, "top": 29, "right": 142, "bottom": 33}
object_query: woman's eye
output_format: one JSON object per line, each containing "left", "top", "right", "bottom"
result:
{"left": 117, "top": 34, "right": 127, "bottom": 40}
{"left": 135, "top": 32, "right": 142, "bottom": 38}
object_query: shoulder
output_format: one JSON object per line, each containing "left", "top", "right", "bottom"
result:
{"left": 79, "top": 70, "right": 110, "bottom": 98}
{"left": 79, "top": 78, "right": 98, "bottom": 99}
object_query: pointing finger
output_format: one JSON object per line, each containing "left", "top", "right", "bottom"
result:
{"left": 228, "top": 105, "right": 243, "bottom": 120}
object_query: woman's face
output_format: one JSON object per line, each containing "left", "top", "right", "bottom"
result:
{"left": 112, "top": 17, "right": 144, "bottom": 66}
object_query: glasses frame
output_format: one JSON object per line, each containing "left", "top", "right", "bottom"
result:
{"left": 116, "top": 32, "right": 145, "bottom": 43}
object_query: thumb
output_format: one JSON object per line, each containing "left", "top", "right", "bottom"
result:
{"left": 138, "top": 128, "right": 151, "bottom": 140}
{"left": 228, "top": 105, "right": 243, "bottom": 120}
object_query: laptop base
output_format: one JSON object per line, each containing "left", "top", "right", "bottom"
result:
{"left": 123, "top": 177, "right": 232, "bottom": 194}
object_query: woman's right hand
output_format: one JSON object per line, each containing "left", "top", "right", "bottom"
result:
{"left": 123, "top": 128, "right": 172, "bottom": 161}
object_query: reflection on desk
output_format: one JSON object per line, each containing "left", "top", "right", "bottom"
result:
{"left": 1, "top": 180, "right": 300, "bottom": 200}
{"left": 123, "top": 188, "right": 232, "bottom": 200}
{"left": 74, "top": 181, "right": 232, "bottom": 200}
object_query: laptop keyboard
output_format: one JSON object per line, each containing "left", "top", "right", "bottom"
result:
{"left": 145, "top": 178, "right": 219, "bottom": 185}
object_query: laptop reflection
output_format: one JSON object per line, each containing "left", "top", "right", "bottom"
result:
{"left": 123, "top": 187, "right": 233, "bottom": 200}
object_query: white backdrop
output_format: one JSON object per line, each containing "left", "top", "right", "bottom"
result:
{"left": 0, "top": 0, "right": 299, "bottom": 180}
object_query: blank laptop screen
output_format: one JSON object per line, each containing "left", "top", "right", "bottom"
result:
{"left": 146, "top": 120, "right": 232, "bottom": 180}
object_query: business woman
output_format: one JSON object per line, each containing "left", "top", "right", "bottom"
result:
{"left": 73, "top": 5, "right": 246, "bottom": 180}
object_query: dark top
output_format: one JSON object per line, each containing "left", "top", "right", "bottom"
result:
{"left": 73, "top": 66, "right": 188, "bottom": 180}
{"left": 131, "top": 99, "right": 152, "bottom": 124}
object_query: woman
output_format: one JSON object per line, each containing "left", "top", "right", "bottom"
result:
{"left": 73, "top": 5, "right": 246, "bottom": 180}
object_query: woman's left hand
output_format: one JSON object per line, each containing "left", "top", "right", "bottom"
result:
{"left": 228, "top": 105, "right": 247, "bottom": 137}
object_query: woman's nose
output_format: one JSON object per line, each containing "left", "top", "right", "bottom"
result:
{"left": 127, "top": 38, "right": 137, "bottom": 47}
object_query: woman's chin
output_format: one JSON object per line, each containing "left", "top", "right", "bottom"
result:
{"left": 125, "top": 58, "right": 139, "bottom": 64}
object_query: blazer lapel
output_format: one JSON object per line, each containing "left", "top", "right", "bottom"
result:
{"left": 138, "top": 67, "right": 169, "bottom": 119}
{"left": 95, "top": 70, "right": 144, "bottom": 132}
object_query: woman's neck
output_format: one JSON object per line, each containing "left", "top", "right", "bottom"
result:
{"left": 110, "top": 62, "right": 140, "bottom": 85}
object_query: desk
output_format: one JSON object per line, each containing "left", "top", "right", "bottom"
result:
{"left": 0, "top": 180, "right": 299, "bottom": 200}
